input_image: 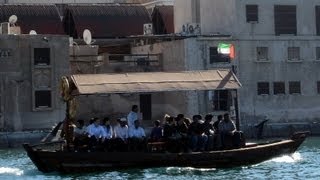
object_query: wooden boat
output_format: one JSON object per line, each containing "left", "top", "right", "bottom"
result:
{"left": 22, "top": 70, "right": 308, "bottom": 173}
{"left": 23, "top": 131, "right": 308, "bottom": 173}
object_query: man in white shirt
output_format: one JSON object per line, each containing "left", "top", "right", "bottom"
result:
{"left": 73, "top": 119, "right": 88, "bottom": 150}
{"left": 114, "top": 118, "right": 129, "bottom": 141}
{"left": 127, "top": 105, "right": 139, "bottom": 130}
{"left": 218, "top": 113, "right": 236, "bottom": 149}
{"left": 128, "top": 120, "right": 146, "bottom": 151}
{"left": 86, "top": 118, "right": 105, "bottom": 150}
{"left": 113, "top": 118, "right": 129, "bottom": 151}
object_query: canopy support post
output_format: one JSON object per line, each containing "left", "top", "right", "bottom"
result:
{"left": 234, "top": 89, "right": 240, "bottom": 130}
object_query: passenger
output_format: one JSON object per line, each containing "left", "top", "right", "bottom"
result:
{"left": 74, "top": 119, "right": 87, "bottom": 137}
{"left": 184, "top": 118, "right": 192, "bottom": 127}
{"left": 128, "top": 120, "right": 146, "bottom": 151}
{"left": 203, "top": 114, "right": 215, "bottom": 151}
{"left": 86, "top": 118, "right": 105, "bottom": 151}
{"left": 150, "top": 120, "right": 163, "bottom": 142}
{"left": 213, "top": 115, "right": 223, "bottom": 132}
{"left": 219, "top": 113, "right": 236, "bottom": 149}
{"left": 189, "top": 115, "right": 208, "bottom": 152}
{"left": 101, "top": 117, "right": 113, "bottom": 151}
{"left": 162, "top": 116, "right": 178, "bottom": 152}
{"left": 163, "top": 116, "right": 176, "bottom": 139}
{"left": 113, "top": 118, "right": 129, "bottom": 151}
{"left": 73, "top": 119, "right": 88, "bottom": 150}
{"left": 101, "top": 117, "right": 113, "bottom": 139}
{"left": 175, "top": 115, "right": 189, "bottom": 152}
{"left": 127, "top": 105, "right": 139, "bottom": 130}
{"left": 213, "top": 115, "right": 223, "bottom": 149}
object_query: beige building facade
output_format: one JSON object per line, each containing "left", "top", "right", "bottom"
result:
{"left": 0, "top": 34, "right": 69, "bottom": 131}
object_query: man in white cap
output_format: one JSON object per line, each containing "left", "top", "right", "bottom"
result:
{"left": 113, "top": 117, "right": 129, "bottom": 151}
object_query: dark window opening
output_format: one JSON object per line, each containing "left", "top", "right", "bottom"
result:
{"left": 35, "top": 90, "right": 51, "bottom": 108}
{"left": 316, "top": 47, "right": 320, "bottom": 60}
{"left": 288, "top": 47, "right": 300, "bottom": 60}
{"left": 317, "top": 81, "right": 320, "bottom": 94}
{"left": 274, "top": 82, "right": 285, "bottom": 94}
{"left": 289, "top": 81, "right": 301, "bottom": 94}
{"left": 257, "top": 47, "right": 268, "bottom": 61}
{"left": 209, "top": 47, "right": 230, "bottom": 63}
{"left": 246, "top": 5, "right": 258, "bottom": 22}
{"left": 34, "top": 48, "right": 50, "bottom": 65}
{"left": 213, "top": 90, "right": 229, "bottom": 111}
{"left": 316, "top": 6, "right": 320, "bottom": 35}
{"left": 274, "top": 5, "right": 297, "bottom": 35}
{"left": 257, "top": 82, "right": 270, "bottom": 95}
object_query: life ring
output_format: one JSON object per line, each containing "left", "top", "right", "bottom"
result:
{"left": 60, "top": 76, "right": 71, "bottom": 101}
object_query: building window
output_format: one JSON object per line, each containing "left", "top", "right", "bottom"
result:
{"left": 213, "top": 90, "right": 229, "bottom": 111}
{"left": 317, "top": 81, "right": 320, "bottom": 94}
{"left": 256, "top": 47, "right": 268, "bottom": 61}
{"left": 288, "top": 47, "right": 300, "bottom": 61}
{"left": 274, "top": 5, "right": 297, "bottom": 35}
{"left": 274, "top": 82, "right": 285, "bottom": 95}
{"left": 316, "top": 47, "right": 320, "bottom": 60}
{"left": 246, "top": 5, "right": 258, "bottom": 22}
{"left": 316, "top": 6, "right": 320, "bottom": 35}
{"left": 209, "top": 47, "right": 230, "bottom": 63}
{"left": 35, "top": 90, "right": 51, "bottom": 108}
{"left": 34, "top": 48, "right": 50, "bottom": 65}
{"left": 257, "top": 82, "right": 270, "bottom": 95}
{"left": 289, "top": 81, "right": 301, "bottom": 94}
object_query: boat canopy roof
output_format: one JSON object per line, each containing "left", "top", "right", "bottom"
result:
{"left": 70, "top": 69, "right": 241, "bottom": 95}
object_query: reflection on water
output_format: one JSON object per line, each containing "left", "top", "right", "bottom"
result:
{"left": 0, "top": 137, "right": 319, "bottom": 180}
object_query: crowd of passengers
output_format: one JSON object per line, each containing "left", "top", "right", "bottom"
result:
{"left": 73, "top": 105, "right": 245, "bottom": 152}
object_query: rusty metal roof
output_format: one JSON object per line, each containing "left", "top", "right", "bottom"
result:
{"left": 64, "top": 4, "right": 151, "bottom": 38}
{"left": 0, "top": 4, "right": 64, "bottom": 34}
{"left": 152, "top": 5, "right": 174, "bottom": 34}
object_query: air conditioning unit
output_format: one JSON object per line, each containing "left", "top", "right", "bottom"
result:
{"left": 143, "top": 23, "right": 153, "bottom": 35}
{"left": 181, "top": 23, "right": 201, "bottom": 35}
{"left": 188, "top": 23, "right": 201, "bottom": 35}
{"left": 0, "top": 22, "right": 10, "bottom": 34}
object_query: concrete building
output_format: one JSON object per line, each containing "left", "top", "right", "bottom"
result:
{"left": 130, "top": 0, "right": 320, "bottom": 136}
{"left": 173, "top": 0, "right": 320, "bottom": 136}
{"left": 0, "top": 34, "right": 70, "bottom": 132}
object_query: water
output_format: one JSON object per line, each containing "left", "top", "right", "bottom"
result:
{"left": 0, "top": 137, "right": 319, "bottom": 180}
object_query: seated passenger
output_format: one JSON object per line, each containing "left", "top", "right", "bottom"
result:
{"left": 219, "top": 113, "right": 236, "bottom": 149}
{"left": 101, "top": 117, "right": 113, "bottom": 139}
{"left": 113, "top": 118, "right": 129, "bottom": 151}
{"left": 213, "top": 115, "right": 223, "bottom": 133}
{"left": 101, "top": 117, "right": 113, "bottom": 151}
{"left": 203, "top": 114, "right": 215, "bottom": 151}
{"left": 150, "top": 120, "right": 163, "bottom": 142}
{"left": 128, "top": 120, "right": 146, "bottom": 151}
{"left": 86, "top": 118, "right": 106, "bottom": 151}
{"left": 74, "top": 119, "right": 87, "bottom": 137}
{"left": 163, "top": 116, "right": 176, "bottom": 139}
{"left": 189, "top": 115, "right": 208, "bottom": 152}
{"left": 73, "top": 119, "right": 88, "bottom": 150}
{"left": 175, "top": 115, "right": 189, "bottom": 152}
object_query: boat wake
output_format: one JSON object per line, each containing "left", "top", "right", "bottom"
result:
{"left": 165, "top": 167, "right": 216, "bottom": 174}
{"left": 0, "top": 167, "right": 23, "bottom": 176}
{"left": 269, "top": 152, "right": 302, "bottom": 163}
